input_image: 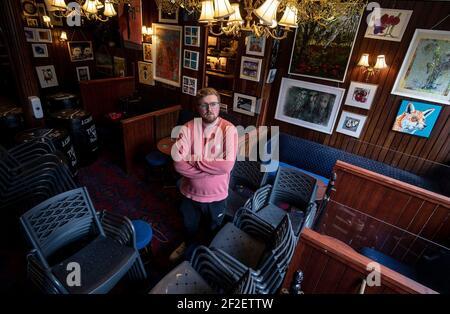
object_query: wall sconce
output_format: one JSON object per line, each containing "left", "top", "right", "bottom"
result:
{"left": 42, "top": 15, "right": 52, "bottom": 28}
{"left": 60, "top": 31, "right": 68, "bottom": 42}
{"left": 358, "top": 54, "right": 388, "bottom": 82}
{"left": 142, "top": 25, "right": 153, "bottom": 43}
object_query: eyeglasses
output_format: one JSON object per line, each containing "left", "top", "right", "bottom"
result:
{"left": 198, "top": 102, "right": 221, "bottom": 111}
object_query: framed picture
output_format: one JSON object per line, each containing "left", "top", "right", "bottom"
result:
{"left": 153, "top": 23, "right": 182, "bottom": 87}
{"left": 364, "top": 8, "right": 413, "bottom": 42}
{"left": 22, "top": 0, "right": 38, "bottom": 16}
{"left": 49, "top": 11, "right": 64, "bottom": 27}
{"left": 289, "top": 6, "right": 364, "bottom": 82}
{"left": 26, "top": 18, "right": 39, "bottom": 27}
{"left": 36, "top": 28, "right": 52, "bottom": 43}
{"left": 95, "top": 47, "right": 113, "bottom": 75}
{"left": 35, "top": 65, "right": 58, "bottom": 88}
{"left": 392, "top": 100, "right": 442, "bottom": 138}
{"left": 336, "top": 111, "right": 367, "bottom": 138}
{"left": 24, "top": 27, "right": 37, "bottom": 42}
{"left": 159, "top": 8, "right": 178, "bottom": 23}
{"left": 240, "top": 56, "right": 262, "bottom": 82}
{"left": 391, "top": 29, "right": 450, "bottom": 105}
{"left": 184, "top": 26, "right": 200, "bottom": 47}
{"left": 266, "top": 69, "right": 277, "bottom": 84}
{"left": 246, "top": 34, "right": 266, "bottom": 56}
{"left": 275, "top": 78, "right": 345, "bottom": 134}
{"left": 233, "top": 93, "right": 256, "bottom": 116}
{"left": 113, "top": 56, "right": 126, "bottom": 77}
{"left": 67, "top": 41, "right": 94, "bottom": 62}
{"left": 345, "top": 81, "right": 378, "bottom": 110}
{"left": 183, "top": 49, "right": 199, "bottom": 71}
{"left": 138, "top": 61, "right": 154, "bottom": 85}
{"left": 31, "top": 43, "right": 48, "bottom": 58}
{"left": 143, "top": 43, "right": 152, "bottom": 62}
{"left": 182, "top": 76, "right": 197, "bottom": 96}
{"left": 76, "top": 66, "right": 90, "bottom": 82}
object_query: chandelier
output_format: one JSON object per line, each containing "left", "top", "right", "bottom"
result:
{"left": 47, "top": 0, "right": 130, "bottom": 22}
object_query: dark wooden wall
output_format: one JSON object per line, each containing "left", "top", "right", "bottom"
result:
{"left": 265, "top": 0, "right": 450, "bottom": 177}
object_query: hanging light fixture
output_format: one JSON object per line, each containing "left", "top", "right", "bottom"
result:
{"left": 50, "top": 0, "right": 130, "bottom": 22}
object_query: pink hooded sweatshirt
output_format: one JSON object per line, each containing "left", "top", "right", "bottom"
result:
{"left": 172, "top": 117, "right": 238, "bottom": 203}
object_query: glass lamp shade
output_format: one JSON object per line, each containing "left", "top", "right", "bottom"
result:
{"left": 279, "top": 3, "right": 298, "bottom": 28}
{"left": 227, "top": 3, "right": 243, "bottom": 24}
{"left": 52, "top": 0, "right": 68, "bottom": 10}
{"left": 199, "top": 0, "right": 216, "bottom": 23}
{"left": 60, "top": 31, "right": 68, "bottom": 41}
{"left": 83, "top": 0, "right": 98, "bottom": 14}
{"left": 374, "top": 55, "right": 388, "bottom": 69}
{"left": 142, "top": 26, "right": 148, "bottom": 35}
{"left": 357, "top": 53, "right": 370, "bottom": 67}
{"left": 103, "top": 0, "right": 117, "bottom": 17}
{"left": 43, "top": 15, "right": 51, "bottom": 23}
{"left": 254, "top": 0, "right": 280, "bottom": 26}
{"left": 213, "top": 0, "right": 235, "bottom": 19}
{"left": 95, "top": 0, "right": 104, "bottom": 9}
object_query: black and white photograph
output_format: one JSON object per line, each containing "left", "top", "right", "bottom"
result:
{"left": 35, "top": 65, "right": 58, "bottom": 88}
{"left": 67, "top": 41, "right": 94, "bottom": 62}
{"left": 233, "top": 93, "right": 256, "bottom": 116}
{"left": 76, "top": 66, "right": 90, "bottom": 82}
{"left": 240, "top": 56, "right": 262, "bottom": 82}
{"left": 275, "top": 78, "right": 345, "bottom": 134}
{"left": 31, "top": 43, "right": 48, "bottom": 58}
{"left": 335, "top": 111, "right": 367, "bottom": 138}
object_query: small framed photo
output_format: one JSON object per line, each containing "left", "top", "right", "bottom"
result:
{"left": 345, "top": 81, "right": 378, "bottom": 110}
{"left": 364, "top": 8, "right": 413, "bottom": 42}
{"left": 24, "top": 27, "right": 37, "bottom": 42}
{"left": 49, "top": 12, "right": 64, "bottom": 27}
{"left": 113, "top": 56, "right": 126, "bottom": 77}
{"left": 31, "top": 43, "right": 48, "bottom": 58}
{"left": 27, "top": 18, "right": 39, "bottom": 27}
{"left": 266, "top": 68, "right": 277, "bottom": 84}
{"left": 22, "top": 0, "right": 38, "bottom": 16}
{"left": 184, "top": 49, "right": 199, "bottom": 71}
{"left": 159, "top": 8, "right": 178, "bottom": 23}
{"left": 143, "top": 43, "right": 152, "bottom": 62}
{"left": 35, "top": 65, "right": 58, "bottom": 88}
{"left": 336, "top": 111, "right": 367, "bottom": 138}
{"left": 184, "top": 26, "right": 200, "bottom": 47}
{"left": 182, "top": 76, "right": 197, "bottom": 96}
{"left": 138, "top": 61, "right": 154, "bottom": 86}
{"left": 246, "top": 34, "right": 266, "bottom": 56}
{"left": 76, "top": 66, "right": 90, "bottom": 82}
{"left": 233, "top": 93, "right": 256, "bottom": 116}
{"left": 67, "top": 41, "right": 94, "bottom": 62}
{"left": 240, "top": 56, "right": 262, "bottom": 82}
{"left": 36, "top": 28, "right": 52, "bottom": 43}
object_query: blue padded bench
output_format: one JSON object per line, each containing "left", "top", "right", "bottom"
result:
{"left": 263, "top": 133, "right": 441, "bottom": 194}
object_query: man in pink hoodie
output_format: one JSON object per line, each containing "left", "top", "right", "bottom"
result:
{"left": 169, "top": 88, "right": 238, "bottom": 262}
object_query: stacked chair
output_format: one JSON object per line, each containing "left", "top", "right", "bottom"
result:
{"left": 243, "top": 166, "right": 318, "bottom": 236}
{"left": 20, "top": 187, "right": 147, "bottom": 294}
{"left": 149, "top": 245, "right": 255, "bottom": 294}
{"left": 0, "top": 140, "right": 77, "bottom": 216}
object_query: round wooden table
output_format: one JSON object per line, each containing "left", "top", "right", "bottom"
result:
{"left": 157, "top": 137, "right": 175, "bottom": 156}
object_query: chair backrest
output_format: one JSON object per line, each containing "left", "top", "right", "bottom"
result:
{"left": 230, "top": 160, "right": 267, "bottom": 191}
{"left": 20, "top": 187, "right": 104, "bottom": 267}
{"left": 269, "top": 166, "right": 317, "bottom": 209}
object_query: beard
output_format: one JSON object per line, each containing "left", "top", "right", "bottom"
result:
{"left": 202, "top": 112, "right": 218, "bottom": 123}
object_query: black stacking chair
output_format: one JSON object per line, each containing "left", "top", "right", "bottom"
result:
{"left": 20, "top": 187, "right": 147, "bottom": 294}
{"left": 244, "top": 166, "right": 318, "bottom": 236}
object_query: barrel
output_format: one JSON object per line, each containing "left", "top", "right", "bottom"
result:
{"left": 0, "top": 106, "right": 25, "bottom": 148}
{"left": 15, "top": 128, "right": 78, "bottom": 176}
{"left": 50, "top": 109, "right": 98, "bottom": 166}
{"left": 46, "top": 92, "right": 79, "bottom": 113}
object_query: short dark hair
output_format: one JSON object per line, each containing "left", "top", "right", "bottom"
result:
{"left": 196, "top": 87, "right": 221, "bottom": 105}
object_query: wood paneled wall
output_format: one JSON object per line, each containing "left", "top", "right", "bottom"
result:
{"left": 281, "top": 228, "right": 436, "bottom": 294}
{"left": 316, "top": 161, "right": 450, "bottom": 264}
{"left": 265, "top": 0, "right": 450, "bottom": 176}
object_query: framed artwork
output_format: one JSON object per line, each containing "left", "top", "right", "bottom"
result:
{"left": 76, "top": 66, "right": 90, "bottom": 82}
{"left": 143, "top": 43, "right": 152, "bottom": 62}
{"left": 266, "top": 69, "right": 277, "bottom": 84}
{"left": 138, "top": 61, "right": 154, "bottom": 85}
{"left": 31, "top": 43, "right": 48, "bottom": 58}
{"left": 183, "top": 49, "right": 199, "bottom": 71}
{"left": 233, "top": 93, "right": 256, "bottom": 116}
{"left": 95, "top": 47, "right": 113, "bottom": 75}
{"left": 392, "top": 100, "right": 442, "bottom": 138}
{"left": 113, "top": 56, "right": 126, "bottom": 77}
{"left": 153, "top": 23, "right": 182, "bottom": 87}
{"left": 345, "top": 81, "right": 378, "bottom": 110}
{"left": 336, "top": 111, "right": 367, "bottom": 138}
{"left": 391, "top": 29, "right": 450, "bottom": 105}
{"left": 49, "top": 11, "right": 64, "bottom": 27}
{"left": 159, "top": 8, "right": 178, "bottom": 23}
{"left": 182, "top": 76, "right": 197, "bottom": 96}
{"left": 275, "top": 78, "right": 345, "bottom": 134}
{"left": 118, "top": 0, "right": 143, "bottom": 49}
{"left": 26, "top": 18, "right": 39, "bottom": 27}
{"left": 24, "top": 27, "right": 37, "bottom": 42}
{"left": 364, "top": 8, "right": 413, "bottom": 42}
{"left": 67, "top": 41, "right": 94, "bottom": 62}
{"left": 289, "top": 6, "right": 364, "bottom": 82}
{"left": 246, "top": 34, "right": 266, "bottom": 56}
{"left": 184, "top": 26, "right": 200, "bottom": 47}
{"left": 35, "top": 65, "right": 58, "bottom": 88}
{"left": 36, "top": 28, "right": 52, "bottom": 43}
{"left": 240, "top": 56, "right": 262, "bottom": 82}
{"left": 22, "top": 0, "right": 38, "bottom": 16}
